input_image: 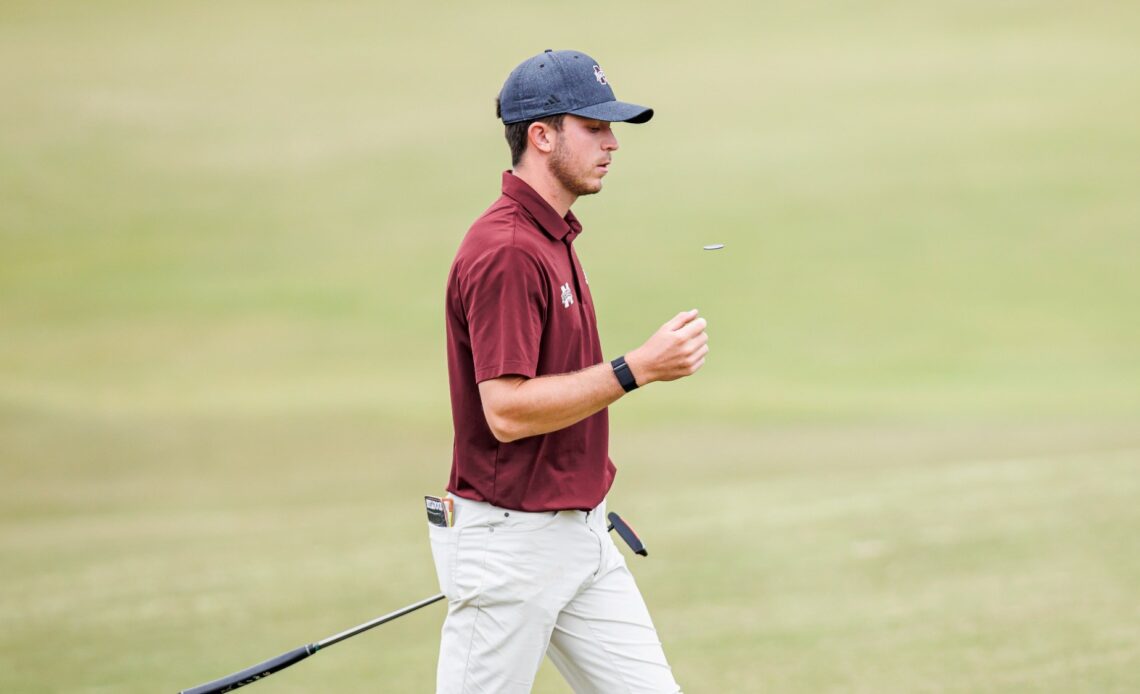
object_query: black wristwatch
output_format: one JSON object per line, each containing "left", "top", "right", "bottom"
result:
{"left": 611, "top": 355, "right": 639, "bottom": 393}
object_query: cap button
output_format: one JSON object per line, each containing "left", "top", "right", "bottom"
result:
{"left": 544, "top": 48, "right": 553, "bottom": 53}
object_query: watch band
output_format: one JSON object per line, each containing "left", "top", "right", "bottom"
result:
{"left": 611, "top": 355, "right": 639, "bottom": 393}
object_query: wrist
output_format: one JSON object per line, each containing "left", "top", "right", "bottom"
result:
{"left": 610, "top": 355, "right": 639, "bottom": 393}
{"left": 620, "top": 350, "right": 650, "bottom": 387}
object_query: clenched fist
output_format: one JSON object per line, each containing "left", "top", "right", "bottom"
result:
{"left": 624, "top": 309, "right": 709, "bottom": 385}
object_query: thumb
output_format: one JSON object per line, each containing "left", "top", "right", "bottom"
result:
{"left": 665, "top": 309, "right": 699, "bottom": 331}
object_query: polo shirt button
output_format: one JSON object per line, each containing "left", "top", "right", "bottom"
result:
{"left": 504, "top": 512, "right": 510, "bottom": 517}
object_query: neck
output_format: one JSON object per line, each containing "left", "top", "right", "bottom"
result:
{"left": 512, "top": 162, "right": 576, "bottom": 217}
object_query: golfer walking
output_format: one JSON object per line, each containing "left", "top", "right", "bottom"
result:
{"left": 431, "top": 49, "right": 707, "bottom": 693}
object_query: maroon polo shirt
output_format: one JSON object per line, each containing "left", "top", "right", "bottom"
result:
{"left": 444, "top": 171, "right": 616, "bottom": 512}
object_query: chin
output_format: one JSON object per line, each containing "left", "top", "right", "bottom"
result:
{"left": 569, "top": 179, "right": 602, "bottom": 196}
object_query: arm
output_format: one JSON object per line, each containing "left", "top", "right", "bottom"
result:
{"left": 480, "top": 309, "right": 709, "bottom": 442}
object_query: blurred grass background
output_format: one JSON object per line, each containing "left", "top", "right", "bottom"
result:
{"left": 2, "top": 1, "right": 1138, "bottom": 691}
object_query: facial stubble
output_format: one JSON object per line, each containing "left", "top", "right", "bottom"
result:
{"left": 548, "top": 137, "right": 603, "bottom": 198}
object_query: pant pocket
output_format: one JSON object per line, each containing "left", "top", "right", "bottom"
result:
{"left": 427, "top": 523, "right": 454, "bottom": 597}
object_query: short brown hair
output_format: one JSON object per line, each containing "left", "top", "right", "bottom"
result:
{"left": 496, "top": 97, "right": 564, "bottom": 167}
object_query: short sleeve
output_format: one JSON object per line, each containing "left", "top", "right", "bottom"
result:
{"left": 461, "top": 246, "right": 548, "bottom": 382}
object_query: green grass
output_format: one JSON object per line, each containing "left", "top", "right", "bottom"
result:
{"left": 2, "top": 1, "right": 1139, "bottom": 691}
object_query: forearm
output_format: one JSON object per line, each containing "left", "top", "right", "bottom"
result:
{"left": 480, "top": 362, "right": 624, "bottom": 443}
{"left": 479, "top": 310, "right": 709, "bottom": 443}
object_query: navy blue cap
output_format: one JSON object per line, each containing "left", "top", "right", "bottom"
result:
{"left": 499, "top": 49, "right": 654, "bottom": 125}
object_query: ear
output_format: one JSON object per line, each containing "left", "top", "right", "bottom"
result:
{"left": 527, "top": 121, "right": 557, "bottom": 155}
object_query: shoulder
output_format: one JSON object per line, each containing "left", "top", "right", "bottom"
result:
{"left": 454, "top": 198, "right": 546, "bottom": 276}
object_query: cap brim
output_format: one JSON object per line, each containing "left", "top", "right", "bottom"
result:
{"left": 568, "top": 100, "right": 654, "bottom": 124}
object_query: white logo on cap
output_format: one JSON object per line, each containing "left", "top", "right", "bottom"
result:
{"left": 593, "top": 65, "right": 607, "bottom": 85}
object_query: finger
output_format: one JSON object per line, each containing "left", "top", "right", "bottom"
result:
{"left": 678, "top": 335, "right": 708, "bottom": 358}
{"left": 665, "top": 309, "right": 699, "bottom": 331}
{"left": 674, "top": 316, "right": 707, "bottom": 338}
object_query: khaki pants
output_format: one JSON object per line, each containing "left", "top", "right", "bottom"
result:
{"left": 428, "top": 495, "right": 682, "bottom": 693}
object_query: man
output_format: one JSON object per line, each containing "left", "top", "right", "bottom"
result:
{"left": 430, "top": 49, "right": 707, "bottom": 693}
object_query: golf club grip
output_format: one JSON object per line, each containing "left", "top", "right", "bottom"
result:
{"left": 607, "top": 512, "right": 648, "bottom": 556}
{"left": 179, "top": 644, "right": 315, "bottom": 694}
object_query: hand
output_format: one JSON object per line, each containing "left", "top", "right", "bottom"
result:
{"left": 625, "top": 309, "right": 709, "bottom": 385}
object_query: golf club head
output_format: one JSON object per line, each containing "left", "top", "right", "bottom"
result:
{"left": 607, "top": 512, "right": 648, "bottom": 556}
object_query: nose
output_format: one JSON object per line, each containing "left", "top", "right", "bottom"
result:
{"left": 604, "top": 129, "right": 619, "bottom": 152}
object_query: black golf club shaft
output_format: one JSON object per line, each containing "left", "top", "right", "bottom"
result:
{"left": 178, "top": 594, "right": 446, "bottom": 694}
{"left": 318, "top": 593, "right": 446, "bottom": 650}
{"left": 179, "top": 512, "right": 646, "bottom": 694}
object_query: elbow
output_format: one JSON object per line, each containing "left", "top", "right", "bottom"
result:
{"left": 485, "top": 411, "right": 525, "bottom": 443}
{"left": 478, "top": 376, "right": 532, "bottom": 443}
{"left": 491, "top": 428, "right": 519, "bottom": 444}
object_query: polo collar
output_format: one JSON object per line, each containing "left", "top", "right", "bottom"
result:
{"left": 501, "top": 171, "right": 582, "bottom": 242}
